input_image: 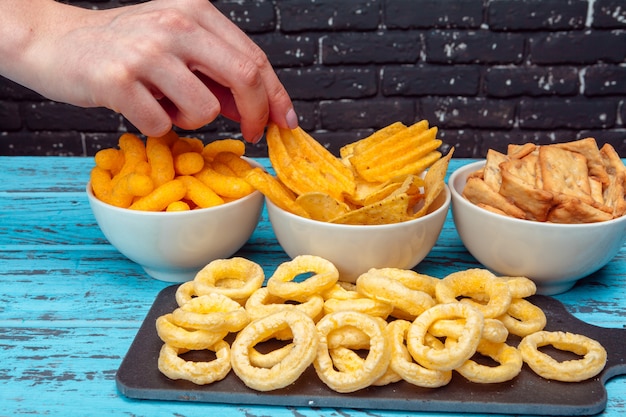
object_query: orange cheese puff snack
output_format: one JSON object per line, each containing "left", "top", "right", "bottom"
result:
{"left": 166, "top": 201, "right": 191, "bottom": 212}
{"left": 114, "top": 133, "right": 148, "bottom": 186}
{"left": 202, "top": 139, "right": 245, "bottom": 161}
{"left": 147, "top": 136, "right": 175, "bottom": 187}
{"left": 129, "top": 179, "right": 186, "bottom": 211}
{"left": 178, "top": 175, "right": 225, "bottom": 208}
{"left": 171, "top": 137, "right": 204, "bottom": 155}
{"left": 94, "top": 148, "right": 124, "bottom": 175}
{"left": 174, "top": 152, "right": 205, "bottom": 176}
{"left": 195, "top": 165, "right": 255, "bottom": 199}
{"left": 212, "top": 161, "right": 237, "bottom": 176}
{"left": 214, "top": 151, "right": 253, "bottom": 176}
{"left": 152, "top": 129, "right": 179, "bottom": 147}
{"left": 90, "top": 166, "right": 113, "bottom": 202}
{"left": 108, "top": 172, "right": 154, "bottom": 208}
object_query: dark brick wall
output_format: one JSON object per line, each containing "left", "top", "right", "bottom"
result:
{"left": 1, "top": 0, "right": 625, "bottom": 158}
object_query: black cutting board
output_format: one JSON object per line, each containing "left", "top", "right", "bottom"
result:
{"left": 116, "top": 285, "right": 626, "bottom": 415}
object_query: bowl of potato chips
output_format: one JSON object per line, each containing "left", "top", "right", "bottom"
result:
{"left": 266, "top": 184, "right": 450, "bottom": 283}
{"left": 255, "top": 121, "right": 453, "bottom": 283}
{"left": 449, "top": 139, "right": 626, "bottom": 295}
{"left": 86, "top": 132, "right": 265, "bottom": 283}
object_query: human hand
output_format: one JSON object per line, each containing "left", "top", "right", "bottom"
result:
{"left": 4, "top": 0, "right": 297, "bottom": 142}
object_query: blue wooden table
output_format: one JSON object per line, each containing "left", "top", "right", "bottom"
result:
{"left": 1, "top": 156, "right": 625, "bottom": 417}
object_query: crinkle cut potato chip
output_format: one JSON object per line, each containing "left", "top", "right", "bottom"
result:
{"left": 248, "top": 121, "right": 452, "bottom": 226}
{"left": 462, "top": 138, "right": 626, "bottom": 223}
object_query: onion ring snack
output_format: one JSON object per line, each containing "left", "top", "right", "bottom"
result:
{"left": 407, "top": 303, "right": 484, "bottom": 371}
{"left": 193, "top": 258, "right": 265, "bottom": 303}
{"left": 436, "top": 269, "right": 511, "bottom": 319}
{"left": 497, "top": 298, "right": 547, "bottom": 337}
{"left": 175, "top": 280, "right": 198, "bottom": 307}
{"left": 267, "top": 255, "right": 339, "bottom": 302}
{"left": 230, "top": 309, "right": 318, "bottom": 391}
{"left": 329, "top": 346, "right": 403, "bottom": 386}
{"left": 171, "top": 293, "right": 250, "bottom": 333}
{"left": 244, "top": 287, "right": 324, "bottom": 321}
{"left": 247, "top": 343, "right": 294, "bottom": 369}
{"left": 323, "top": 296, "right": 393, "bottom": 319}
{"left": 518, "top": 331, "right": 607, "bottom": 382}
{"left": 429, "top": 317, "right": 509, "bottom": 344}
{"left": 155, "top": 313, "right": 228, "bottom": 350}
{"left": 158, "top": 340, "right": 231, "bottom": 385}
{"left": 496, "top": 276, "right": 537, "bottom": 299}
{"left": 356, "top": 269, "right": 436, "bottom": 319}
{"left": 456, "top": 340, "right": 523, "bottom": 383}
{"left": 314, "top": 311, "right": 390, "bottom": 393}
{"left": 386, "top": 320, "right": 452, "bottom": 388}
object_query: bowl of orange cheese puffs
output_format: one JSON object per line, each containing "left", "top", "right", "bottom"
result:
{"left": 86, "top": 131, "right": 264, "bottom": 282}
{"left": 254, "top": 121, "right": 453, "bottom": 283}
{"left": 449, "top": 138, "right": 626, "bottom": 295}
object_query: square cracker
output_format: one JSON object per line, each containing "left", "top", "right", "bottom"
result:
{"left": 500, "top": 157, "right": 538, "bottom": 187}
{"left": 539, "top": 145, "right": 594, "bottom": 205}
{"left": 507, "top": 143, "right": 538, "bottom": 159}
{"left": 499, "top": 169, "right": 553, "bottom": 222}
{"left": 463, "top": 177, "right": 526, "bottom": 219}
{"left": 547, "top": 197, "right": 613, "bottom": 223}
{"left": 483, "top": 149, "right": 509, "bottom": 191}
{"left": 555, "top": 138, "right": 610, "bottom": 186}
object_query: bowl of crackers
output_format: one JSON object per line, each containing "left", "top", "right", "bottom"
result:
{"left": 449, "top": 138, "right": 626, "bottom": 295}
{"left": 253, "top": 121, "right": 452, "bottom": 283}
{"left": 86, "top": 132, "right": 264, "bottom": 283}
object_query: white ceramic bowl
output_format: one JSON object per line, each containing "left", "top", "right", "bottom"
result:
{"left": 86, "top": 183, "right": 264, "bottom": 283}
{"left": 449, "top": 160, "right": 626, "bottom": 295}
{"left": 266, "top": 185, "right": 451, "bottom": 283}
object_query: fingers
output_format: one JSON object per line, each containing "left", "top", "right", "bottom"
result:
{"left": 111, "top": 84, "right": 173, "bottom": 138}
{"left": 189, "top": 1, "right": 298, "bottom": 140}
{"left": 98, "top": 0, "right": 298, "bottom": 141}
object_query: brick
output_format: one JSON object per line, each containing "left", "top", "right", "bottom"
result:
{"left": 321, "top": 32, "right": 421, "bottom": 65}
{"left": 291, "top": 101, "right": 318, "bottom": 132}
{"left": 472, "top": 129, "right": 583, "bottom": 156}
{"left": 0, "top": 131, "right": 84, "bottom": 156}
{"left": 84, "top": 132, "right": 124, "bottom": 156}
{"left": 592, "top": 0, "right": 626, "bottom": 28}
{"left": 420, "top": 97, "right": 516, "bottom": 128}
{"left": 519, "top": 98, "right": 618, "bottom": 129}
{"left": 24, "top": 102, "right": 120, "bottom": 131}
{"left": 578, "top": 129, "right": 626, "bottom": 154}
{"left": 0, "top": 102, "right": 22, "bottom": 131}
{"left": 425, "top": 30, "right": 524, "bottom": 64}
{"left": 382, "top": 65, "right": 480, "bottom": 96}
{"left": 253, "top": 33, "right": 317, "bottom": 67}
{"left": 436, "top": 129, "right": 482, "bottom": 157}
{"left": 530, "top": 32, "right": 626, "bottom": 64}
{"left": 385, "top": 0, "right": 483, "bottom": 29}
{"left": 277, "top": 67, "right": 377, "bottom": 100}
{"left": 488, "top": 0, "right": 587, "bottom": 31}
{"left": 215, "top": 0, "right": 276, "bottom": 33}
{"left": 278, "top": 0, "right": 380, "bottom": 32}
{"left": 0, "top": 77, "right": 43, "bottom": 100}
{"left": 485, "top": 66, "right": 579, "bottom": 97}
{"left": 313, "top": 129, "right": 375, "bottom": 156}
{"left": 319, "top": 98, "right": 415, "bottom": 130}
{"left": 584, "top": 65, "right": 626, "bottom": 96}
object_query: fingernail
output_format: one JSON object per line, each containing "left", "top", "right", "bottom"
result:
{"left": 251, "top": 132, "right": 263, "bottom": 144}
{"left": 286, "top": 108, "right": 298, "bottom": 129}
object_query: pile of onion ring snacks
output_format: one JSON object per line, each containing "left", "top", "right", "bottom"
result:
{"left": 155, "top": 256, "right": 607, "bottom": 392}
